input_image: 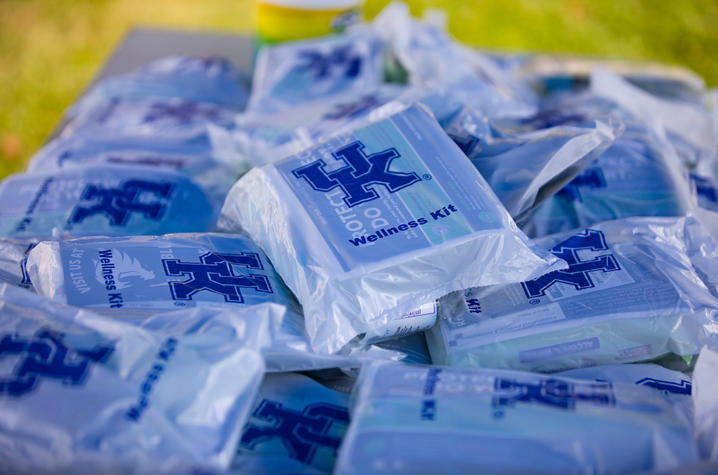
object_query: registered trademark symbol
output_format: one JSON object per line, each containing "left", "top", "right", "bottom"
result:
{"left": 492, "top": 410, "right": 505, "bottom": 419}
{"left": 422, "top": 174, "right": 432, "bottom": 180}
{"left": 529, "top": 299, "right": 540, "bottom": 305}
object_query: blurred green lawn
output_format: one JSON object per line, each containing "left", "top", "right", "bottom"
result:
{"left": 1, "top": 0, "right": 716, "bottom": 178}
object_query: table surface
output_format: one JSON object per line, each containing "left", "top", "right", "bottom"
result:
{"left": 94, "top": 27, "right": 255, "bottom": 83}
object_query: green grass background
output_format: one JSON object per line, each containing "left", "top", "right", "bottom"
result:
{"left": 1, "top": 0, "right": 716, "bottom": 179}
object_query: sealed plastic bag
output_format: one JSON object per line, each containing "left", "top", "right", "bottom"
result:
{"left": 27, "top": 233, "right": 432, "bottom": 372}
{"left": 220, "top": 104, "right": 564, "bottom": 353}
{"left": 523, "top": 122, "right": 693, "bottom": 237}
{"left": 69, "top": 55, "right": 249, "bottom": 118}
{"left": 0, "top": 283, "right": 274, "bottom": 473}
{"left": 427, "top": 216, "right": 718, "bottom": 372}
{"left": 248, "top": 30, "right": 385, "bottom": 114}
{"left": 334, "top": 361, "right": 699, "bottom": 474}
{"left": 233, "top": 372, "right": 351, "bottom": 474}
{"left": 456, "top": 110, "right": 621, "bottom": 222}
{"left": 591, "top": 68, "right": 715, "bottom": 166}
{"left": 59, "top": 96, "right": 238, "bottom": 141}
{"left": 26, "top": 131, "right": 248, "bottom": 194}
{"left": 370, "top": 2, "right": 536, "bottom": 119}
{"left": 0, "top": 164, "right": 222, "bottom": 239}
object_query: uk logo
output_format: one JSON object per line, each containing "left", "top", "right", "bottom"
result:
{"left": 295, "top": 44, "right": 361, "bottom": 80}
{"left": 522, "top": 229, "right": 620, "bottom": 299}
{"left": 240, "top": 400, "right": 350, "bottom": 464}
{"left": 69, "top": 180, "right": 173, "bottom": 226}
{"left": 292, "top": 141, "right": 421, "bottom": 207}
{"left": 556, "top": 168, "right": 606, "bottom": 202}
{"left": 0, "top": 329, "right": 113, "bottom": 397}
{"left": 492, "top": 377, "right": 615, "bottom": 411}
{"left": 162, "top": 252, "right": 273, "bottom": 303}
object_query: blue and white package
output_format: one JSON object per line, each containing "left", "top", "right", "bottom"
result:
{"left": 59, "top": 96, "right": 238, "bottom": 141}
{"left": 27, "top": 132, "right": 248, "bottom": 189}
{"left": 426, "top": 216, "right": 718, "bottom": 372}
{"left": 233, "top": 85, "right": 406, "bottom": 167}
{"left": 334, "top": 361, "right": 699, "bottom": 474}
{"left": 220, "top": 104, "right": 564, "bottom": 353}
{"left": 27, "top": 233, "right": 433, "bottom": 372}
{"left": 0, "top": 283, "right": 274, "bottom": 473}
{"left": 0, "top": 238, "right": 35, "bottom": 291}
{"left": 0, "top": 164, "right": 221, "bottom": 239}
{"left": 591, "top": 68, "right": 716, "bottom": 167}
{"left": 522, "top": 123, "right": 693, "bottom": 237}
{"left": 69, "top": 55, "right": 249, "bottom": 117}
{"left": 371, "top": 2, "right": 536, "bottom": 118}
{"left": 232, "top": 372, "right": 350, "bottom": 474}
{"left": 459, "top": 112, "right": 620, "bottom": 221}
{"left": 248, "top": 30, "right": 384, "bottom": 114}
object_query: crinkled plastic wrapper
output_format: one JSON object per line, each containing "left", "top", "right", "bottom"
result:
{"left": 0, "top": 283, "right": 275, "bottom": 474}
{"left": 427, "top": 216, "right": 718, "bottom": 372}
{"left": 334, "top": 361, "right": 699, "bottom": 474}
{"left": 233, "top": 372, "right": 350, "bottom": 474}
{"left": 220, "top": 104, "right": 564, "bottom": 354}
{"left": 69, "top": 55, "right": 249, "bottom": 118}
{"left": 27, "top": 233, "right": 432, "bottom": 372}
{"left": 59, "top": 96, "right": 238, "bottom": 141}
{"left": 248, "top": 30, "right": 385, "bottom": 115}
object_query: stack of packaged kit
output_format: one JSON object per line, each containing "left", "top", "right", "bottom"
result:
{"left": 1, "top": 3, "right": 718, "bottom": 473}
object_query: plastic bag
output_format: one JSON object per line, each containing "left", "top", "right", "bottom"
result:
{"left": 233, "top": 372, "right": 351, "bottom": 474}
{"left": 334, "top": 360, "right": 699, "bottom": 474}
{"left": 0, "top": 164, "right": 222, "bottom": 239}
{"left": 457, "top": 110, "right": 621, "bottom": 222}
{"left": 26, "top": 233, "right": 432, "bottom": 372}
{"left": 59, "top": 96, "right": 238, "bottom": 142}
{"left": 0, "top": 283, "right": 274, "bottom": 473}
{"left": 69, "top": 55, "right": 249, "bottom": 118}
{"left": 248, "top": 30, "right": 385, "bottom": 114}
{"left": 220, "top": 104, "right": 564, "bottom": 354}
{"left": 370, "top": 2, "right": 536, "bottom": 119}
{"left": 427, "top": 216, "right": 718, "bottom": 372}
{"left": 513, "top": 97, "right": 694, "bottom": 238}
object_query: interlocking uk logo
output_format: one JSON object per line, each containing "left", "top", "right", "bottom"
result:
{"left": 143, "top": 101, "right": 221, "bottom": 124}
{"left": 292, "top": 141, "right": 421, "bottom": 207}
{"left": 163, "top": 252, "right": 273, "bottom": 303}
{"left": 556, "top": 167, "right": 606, "bottom": 202}
{"left": 492, "top": 377, "right": 615, "bottom": 411}
{"left": 295, "top": 44, "right": 361, "bottom": 80}
{"left": 0, "top": 329, "right": 113, "bottom": 397}
{"left": 522, "top": 229, "right": 620, "bottom": 299}
{"left": 69, "top": 180, "right": 173, "bottom": 226}
{"left": 240, "top": 400, "right": 350, "bottom": 465}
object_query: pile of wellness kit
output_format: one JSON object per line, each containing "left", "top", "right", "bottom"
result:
{"left": 3, "top": 3, "right": 718, "bottom": 473}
